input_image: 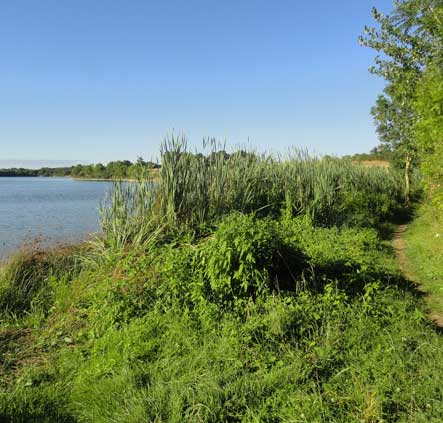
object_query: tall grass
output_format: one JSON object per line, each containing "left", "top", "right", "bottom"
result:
{"left": 99, "top": 179, "right": 159, "bottom": 252}
{"left": 0, "top": 245, "right": 83, "bottom": 320}
{"left": 101, "top": 135, "right": 412, "bottom": 242}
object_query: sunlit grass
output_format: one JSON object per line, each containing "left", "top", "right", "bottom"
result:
{"left": 404, "top": 205, "right": 443, "bottom": 322}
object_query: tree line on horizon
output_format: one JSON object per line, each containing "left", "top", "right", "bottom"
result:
{"left": 1, "top": 147, "right": 397, "bottom": 179}
{"left": 0, "top": 158, "right": 160, "bottom": 179}
{"left": 342, "top": 144, "right": 395, "bottom": 163}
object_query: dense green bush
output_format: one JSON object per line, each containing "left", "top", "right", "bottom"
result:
{"left": 154, "top": 212, "right": 409, "bottom": 315}
{"left": 199, "top": 214, "right": 289, "bottom": 303}
{"left": 2, "top": 271, "right": 442, "bottom": 422}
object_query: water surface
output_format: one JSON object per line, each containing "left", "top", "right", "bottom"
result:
{"left": 0, "top": 177, "right": 112, "bottom": 258}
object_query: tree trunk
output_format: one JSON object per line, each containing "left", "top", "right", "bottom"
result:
{"left": 404, "top": 155, "right": 411, "bottom": 205}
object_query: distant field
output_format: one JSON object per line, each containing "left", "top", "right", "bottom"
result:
{"left": 352, "top": 159, "right": 390, "bottom": 168}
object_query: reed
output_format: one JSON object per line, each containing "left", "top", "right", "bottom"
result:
{"left": 98, "top": 171, "right": 162, "bottom": 255}
{"left": 101, "top": 135, "right": 412, "bottom": 244}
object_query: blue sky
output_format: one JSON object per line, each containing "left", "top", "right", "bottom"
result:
{"left": 1, "top": 0, "right": 394, "bottom": 165}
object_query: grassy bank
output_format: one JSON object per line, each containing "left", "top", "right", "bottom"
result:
{"left": 2, "top": 140, "right": 443, "bottom": 422}
{"left": 403, "top": 206, "right": 443, "bottom": 324}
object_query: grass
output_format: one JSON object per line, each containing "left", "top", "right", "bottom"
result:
{"left": 403, "top": 205, "right": 443, "bottom": 323}
{"left": 2, "top": 217, "right": 443, "bottom": 422}
{"left": 0, "top": 244, "right": 85, "bottom": 320}
{"left": 0, "top": 139, "right": 441, "bottom": 422}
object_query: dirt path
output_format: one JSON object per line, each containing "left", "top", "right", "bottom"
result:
{"left": 393, "top": 225, "right": 443, "bottom": 327}
{"left": 392, "top": 225, "right": 409, "bottom": 273}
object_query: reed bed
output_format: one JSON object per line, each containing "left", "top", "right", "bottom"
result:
{"left": 101, "top": 135, "right": 411, "bottom": 248}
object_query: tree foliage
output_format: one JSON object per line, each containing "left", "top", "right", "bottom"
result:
{"left": 360, "top": 0, "right": 443, "bottom": 200}
{"left": 414, "top": 61, "right": 443, "bottom": 209}
{"left": 0, "top": 167, "right": 72, "bottom": 177}
{"left": 0, "top": 159, "right": 160, "bottom": 179}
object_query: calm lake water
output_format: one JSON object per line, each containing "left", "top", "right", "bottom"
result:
{"left": 0, "top": 177, "right": 113, "bottom": 258}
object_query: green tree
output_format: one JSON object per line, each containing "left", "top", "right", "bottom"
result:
{"left": 106, "top": 161, "right": 130, "bottom": 179}
{"left": 370, "top": 87, "right": 418, "bottom": 199}
{"left": 360, "top": 0, "right": 443, "bottom": 201}
{"left": 93, "top": 163, "right": 106, "bottom": 179}
{"left": 415, "top": 62, "right": 443, "bottom": 209}
{"left": 71, "top": 164, "right": 83, "bottom": 177}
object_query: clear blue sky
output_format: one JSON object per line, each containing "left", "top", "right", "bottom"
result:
{"left": 1, "top": 0, "right": 394, "bottom": 165}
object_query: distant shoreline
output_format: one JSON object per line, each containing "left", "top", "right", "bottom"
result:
{"left": 71, "top": 176, "right": 160, "bottom": 182}
{"left": 71, "top": 177, "right": 135, "bottom": 182}
{"left": 0, "top": 175, "right": 160, "bottom": 182}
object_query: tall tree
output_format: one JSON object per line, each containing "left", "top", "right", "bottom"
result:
{"left": 414, "top": 62, "right": 443, "bottom": 209}
{"left": 370, "top": 86, "right": 418, "bottom": 199}
{"left": 360, "top": 0, "right": 443, "bottom": 200}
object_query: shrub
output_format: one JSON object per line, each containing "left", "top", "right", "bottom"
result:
{"left": 199, "top": 213, "right": 295, "bottom": 304}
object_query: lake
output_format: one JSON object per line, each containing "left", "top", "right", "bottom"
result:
{"left": 0, "top": 177, "right": 113, "bottom": 258}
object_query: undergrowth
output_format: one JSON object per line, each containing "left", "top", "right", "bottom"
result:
{"left": 0, "top": 141, "right": 440, "bottom": 423}
{"left": 403, "top": 204, "right": 443, "bottom": 321}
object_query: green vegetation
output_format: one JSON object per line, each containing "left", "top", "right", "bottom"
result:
{"left": 70, "top": 158, "right": 160, "bottom": 180}
{"left": 0, "top": 159, "right": 160, "bottom": 180}
{"left": 403, "top": 205, "right": 443, "bottom": 322}
{"left": 0, "top": 167, "right": 72, "bottom": 177}
{"left": 154, "top": 138, "right": 412, "bottom": 231}
{"left": 343, "top": 145, "right": 394, "bottom": 163}
{"left": 360, "top": 0, "right": 443, "bottom": 323}
{"left": 1, "top": 1, "right": 443, "bottom": 421}
{"left": 2, "top": 139, "right": 443, "bottom": 423}
{"left": 361, "top": 0, "right": 443, "bottom": 208}
{"left": 414, "top": 62, "right": 443, "bottom": 212}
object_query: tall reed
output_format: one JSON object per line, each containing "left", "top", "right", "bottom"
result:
{"left": 101, "top": 135, "right": 411, "bottom": 244}
{"left": 99, "top": 174, "right": 160, "bottom": 253}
